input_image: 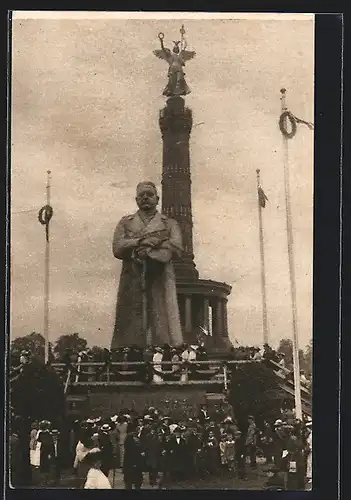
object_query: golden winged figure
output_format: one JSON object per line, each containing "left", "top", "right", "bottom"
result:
{"left": 153, "top": 29, "right": 196, "bottom": 97}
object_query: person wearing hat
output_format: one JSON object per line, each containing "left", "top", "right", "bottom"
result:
{"left": 83, "top": 448, "right": 112, "bottom": 489}
{"left": 116, "top": 415, "right": 128, "bottom": 469}
{"left": 245, "top": 415, "right": 258, "bottom": 469}
{"left": 284, "top": 428, "right": 305, "bottom": 490}
{"left": 181, "top": 344, "right": 196, "bottom": 381}
{"left": 260, "top": 420, "right": 275, "bottom": 465}
{"left": 184, "top": 424, "right": 202, "bottom": 477}
{"left": 19, "top": 350, "right": 31, "bottom": 365}
{"left": 99, "top": 423, "right": 114, "bottom": 478}
{"left": 221, "top": 416, "right": 237, "bottom": 438}
{"left": 264, "top": 465, "right": 285, "bottom": 490}
{"left": 142, "top": 425, "right": 164, "bottom": 487}
{"left": 272, "top": 419, "right": 287, "bottom": 469}
{"left": 234, "top": 429, "right": 247, "bottom": 480}
{"left": 29, "top": 421, "right": 39, "bottom": 452}
{"left": 170, "top": 347, "right": 182, "bottom": 381}
{"left": 35, "top": 421, "right": 55, "bottom": 486}
{"left": 50, "top": 429, "right": 63, "bottom": 486}
{"left": 219, "top": 431, "right": 236, "bottom": 474}
{"left": 123, "top": 430, "right": 145, "bottom": 489}
{"left": 202, "top": 429, "right": 220, "bottom": 476}
{"left": 252, "top": 347, "right": 262, "bottom": 361}
{"left": 111, "top": 181, "right": 184, "bottom": 350}
{"left": 197, "top": 404, "right": 209, "bottom": 426}
{"left": 73, "top": 430, "right": 95, "bottom": 488}
{"left": 167, "top": 426, "right": 188, "bottom": 481}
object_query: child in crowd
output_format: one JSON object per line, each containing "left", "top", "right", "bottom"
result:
{"left": 219, "top": 432, "right": 236, "bottom": 474}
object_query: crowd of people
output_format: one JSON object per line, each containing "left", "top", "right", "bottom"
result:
{"left": 13, "top": 401, "right": 312, "bottom": 490}
{"left": 9, "top": 342, "right": 312, "bottom": 490}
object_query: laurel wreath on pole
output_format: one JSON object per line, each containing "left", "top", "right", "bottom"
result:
{"left": 279, "top": 111, "right": 314, "bottom": 139}
{"left": 38, "top": 204, "right": 53, "bottom": 242}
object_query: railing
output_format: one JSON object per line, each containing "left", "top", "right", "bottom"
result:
{"left": 268, "top": 359, "right": 311, "bottom": 397}
{"left": 51, "top": 359, "right": 261, "bottom": 388}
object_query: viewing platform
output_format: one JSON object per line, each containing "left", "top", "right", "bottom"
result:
{"left": 51, "top": 359, "right": 261, "bottom": 391}
{"left": 50, "top": 359, "right": 261, "bottom": 418}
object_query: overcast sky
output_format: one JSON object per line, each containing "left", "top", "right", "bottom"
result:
{"left": 10, "top": 12, "right": 314, "bottom": 349}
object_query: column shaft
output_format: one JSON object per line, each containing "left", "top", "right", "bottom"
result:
{"left": 185, "top": 296, "right": 192, "bottom": 333}
{"left": 216, "top": 299, "right": 223, "bottom": 336}
{"left": 203, "top": 298, "right": 210, "bottom": 333}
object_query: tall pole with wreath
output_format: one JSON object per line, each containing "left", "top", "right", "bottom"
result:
{"left": 279, "top": 89, "right": 313, "bottom": 420}
{"left": 38, "top": 170, "right": 53, "bottom": 364}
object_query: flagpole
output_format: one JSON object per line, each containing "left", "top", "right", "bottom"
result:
{"left": 256, "top": 169, "right": 269, "bottom": 345}
{"left": 44, "top": 170, "right": 51, "bottom": 364}
{"left": 280, "top": 89, "right": 302, "bottom": 420}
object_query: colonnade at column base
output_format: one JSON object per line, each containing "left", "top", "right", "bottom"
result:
{"left": 175, "top": 278, "right": 233, "bottom": 353}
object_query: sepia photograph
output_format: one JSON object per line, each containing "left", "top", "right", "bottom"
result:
{"left": 9, "top": 11, "right": 314, "bottom": 490}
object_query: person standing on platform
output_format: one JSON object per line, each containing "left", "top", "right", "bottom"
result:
{"left": 181, "top": 344, "right": 196, "bottom": 381}
{"left": 111, "top": 182, "right": 184, "bottom": 349}
{"left": 152, "top": 346, "right": 164, "bottom": 383}
{"left": 171, "top": 347, "right": 182, "bottom": 380}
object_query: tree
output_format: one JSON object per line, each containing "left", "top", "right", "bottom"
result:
{"left": 11, "top": 358, "right": 65, "bottom": 423}
{"left": 277, "top": 338, "right": 293, "bottom": 369}
{"left": 10, "top": 332, "right": 45, "bottom": 361}
{"left": 10, "top": 358, "right": 65, "bottom": 487}
{"left": 304, "top": 340, "right": 312, "bottom": 377}
{"left": 229, "top": 362, "right": 283, "bottom": 427}
{"left": 89, "top": 345, "right": 106, "bottom": 361}
{"left": 298, "top": 349, "right": 307, "bottom": 372}
{"left": 53, "top": 333, "right": 88, "bottom": 361}
{"left": 276, "top": 338, "right": 307, "bottom": 373}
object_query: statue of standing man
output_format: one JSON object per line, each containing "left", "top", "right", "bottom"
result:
{"left": 111, "top": 182, "right": 184, "bottom": 349}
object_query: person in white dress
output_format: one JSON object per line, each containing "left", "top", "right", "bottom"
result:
{"left": 181, "top": 345, "right": 196, "bottom": 382}
{"left": 152, "top": 347, "right": 164, "bottom": 383}
{"left": 83, "top": 448, "right": 112, "bottom": 489}
{"left": 73, "top": 434, "right": 95, "bottom": 488}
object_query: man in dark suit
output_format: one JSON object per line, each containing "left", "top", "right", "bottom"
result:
{"left": 234, "top": 430, "right": 247, "bottom": 480}
{"left": 123, "top": 431, "right": 144, "bottom": 489}
{"left": 50, "top": 429, "right": 64, "bottom": 486}
{"left": 98, "top": 424, "right": 114, "bottom": 478}
{"left": 167, "top": 427, "right": 188, "bottom": 480}
{"left": 197, "top": 404, "right": 210, "bottom": 425}
{"left": 36, "top": 421, "right": 55, "bottom": 486}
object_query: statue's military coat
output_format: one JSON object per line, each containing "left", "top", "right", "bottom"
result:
{"left": 111, "top": 210, "right": 183, "bottom": 348}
